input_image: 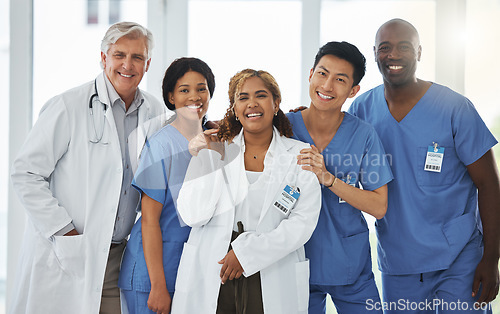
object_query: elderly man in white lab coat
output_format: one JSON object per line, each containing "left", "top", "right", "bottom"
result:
{"left": 10, "top": 22, "right": 167, "bottom": 314}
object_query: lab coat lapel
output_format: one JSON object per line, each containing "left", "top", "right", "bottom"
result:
{"left": 96, "top": 73, "right": 119, "bottom": 148}
{"left": 224, "top": 132, "right": 248, "bottom": 206}
{"left": 258, "top": 129, "right": 295, "bottom": 226}
{"left": 133, "top": 103, "right": 152, "bottom": 173}
{"left": 96, "top": 73, "right": 111, "bottom": 107}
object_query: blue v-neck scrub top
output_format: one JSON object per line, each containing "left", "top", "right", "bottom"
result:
{"left": 118, "top": 124, "right": 192, "bottom": 294}
{"left": 349, "top": 83, "right": 497, "bottom": 275}
{"left": 287, "top": 111, "right": 393, "bottom": 285}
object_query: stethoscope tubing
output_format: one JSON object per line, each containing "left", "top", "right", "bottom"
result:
{"left": 89, "top": 79, "right": 107, "bottom": 144}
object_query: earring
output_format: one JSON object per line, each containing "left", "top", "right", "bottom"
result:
{"left": 274, "top": 111, "right": 278, "bottom": 116}
{"left": 235, "top": 115, "right": 239, "bottom": 121}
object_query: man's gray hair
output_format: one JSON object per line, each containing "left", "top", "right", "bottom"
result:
{"left": 101, "top": 21, "right": 154, "bottom": 60}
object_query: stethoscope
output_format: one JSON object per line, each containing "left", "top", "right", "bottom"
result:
{"left": 89, "top": 79, "right": 108, "bottom": 144}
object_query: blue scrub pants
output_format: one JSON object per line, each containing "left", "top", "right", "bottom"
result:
{"left": 309, "top": 256, "right": 382, "bottom": 314}
{"left": 381, "top": 235, "right": 492, "bottom": 314}
{"left": 121, "top": 289, "right": 174, "bottom": 314}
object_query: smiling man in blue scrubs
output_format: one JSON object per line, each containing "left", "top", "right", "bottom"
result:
{"left": 289, "top": 41, "right": 393, "bottom": 314}
{"left": 349, "top": 18, "right": 500, "bottom": 313}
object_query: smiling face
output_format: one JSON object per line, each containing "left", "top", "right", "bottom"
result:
{"left": 233, "top": 76, "right": 278, "bottom": 136}
{"left": 374, "top": 20, "right": 421, "bottom": 87}
{"left": 169, "top": 71, "right": 210, "bottom": 123}
{"left": 309, "top": 54, "right": 360, "bottom": 112}
{"left": 101, "top": 35, "right": 150, "bottom": 105}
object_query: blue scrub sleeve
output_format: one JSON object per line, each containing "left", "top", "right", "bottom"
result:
{"left": 452, "top": 98, "right": 497, "bottom": 166}
{"left": 132, "top": 139, "right": 170, "bottom": 206}
{"left": 348, "top": 94, "right": 367, "bottom": 119}
{"left": 347, "top": 101, "right": 358, "bottom": 117}
{"left": 359, "top": 128, "right": 393, "bottom": 191}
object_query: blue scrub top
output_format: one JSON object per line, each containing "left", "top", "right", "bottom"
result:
{"left": 287, "top": 111, "right": 393, "bottom": 285}
{"left": 118, "top": 124, "right": 192, "bottom": 293}
{"left": 349, "top": 83, "right": 497, "bottom": 275}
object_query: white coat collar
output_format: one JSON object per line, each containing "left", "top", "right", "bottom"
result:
{"left": 95, "top": 72, "right": 111, "bottom": 107}
{"left": 231, "top": 127, "right": 295, "bottom": 156}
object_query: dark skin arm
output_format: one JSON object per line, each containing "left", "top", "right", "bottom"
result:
{"left": 466, "top": 149, "right": 500, "bottom": 304}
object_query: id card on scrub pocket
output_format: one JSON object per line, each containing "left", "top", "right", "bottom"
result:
{"left": 273, "top": 185, "right": 300, "bottom": 215}
{"left": 339, "top": 175, "right": 355, "bottom": 203}
{"left": 424, "top": 145, "right": 444, "bottom": 172}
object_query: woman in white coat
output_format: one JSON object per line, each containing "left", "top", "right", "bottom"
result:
{"left": 172, "top": 69, "right": 321, "bottom": 314}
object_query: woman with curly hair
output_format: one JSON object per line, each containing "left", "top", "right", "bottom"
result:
{"left": 171, "top": 69, "right": 322, "bottom": 314}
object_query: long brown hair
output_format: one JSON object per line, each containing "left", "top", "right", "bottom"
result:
{"left": 217, "top": 69, "right": 293, "bottom": 141}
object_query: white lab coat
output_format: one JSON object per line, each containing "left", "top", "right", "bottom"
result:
{"left": 9, "top": 72, "right": 168, "bottom": 314}
{"left": 172, "top": 128, "right": 321, "bottom": 314}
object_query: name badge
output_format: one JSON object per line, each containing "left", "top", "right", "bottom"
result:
{"left": 424, "top": 145, "right": 444, "bottom": 172}
{"left": 338, "top": 175, "right": 355, "bottom": 203}
{"left": 273, "top": 185, "right": 300, "bottom": 215}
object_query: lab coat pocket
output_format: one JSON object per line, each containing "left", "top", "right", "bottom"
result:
{"left": 175, "top": 242, "right": 197, "bottom": 292}
{"left": 295, "top": 259, "right": 310, "bottom": 312}
{"left": 52, "top": 234, "right": 86, "bottom": 278}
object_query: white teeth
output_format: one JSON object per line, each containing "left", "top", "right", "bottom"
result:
{"left": 317, "top": 92, "right": 333, "bottom": 100}
{"left": 247, "top": 113, "right": 263, "bottom": 118}
{"left": 389, "top": 65, "right": 403, "bottom": 70}
{"left": 120, "top": 73, "right": 133, "bottom": 78}
{"left": 187, "top": 104, "right": 202, "bottom": 109}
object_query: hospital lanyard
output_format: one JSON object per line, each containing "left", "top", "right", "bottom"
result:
{"left": 89, "top": 80, "right": 108, "bottom": 143}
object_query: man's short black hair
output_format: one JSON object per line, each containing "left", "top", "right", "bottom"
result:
{"left": 313, "top": 41, "right": 366, "bottom": 86}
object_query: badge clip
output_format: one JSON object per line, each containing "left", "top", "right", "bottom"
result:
{"left": 273, "top": 185, "right": 300, "bottom": 215}
{"left": 424, "top": 142, "right": 444, "bottom": 172}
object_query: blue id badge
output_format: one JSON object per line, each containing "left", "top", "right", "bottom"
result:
{"left": 424, "top": 145, "right": 444, "bottom": 172}
{"left": 339, "top": 175, "right": 355, "bottom": 203}
{"left": 273, "top": 185, "right": 300, "bottom": 215}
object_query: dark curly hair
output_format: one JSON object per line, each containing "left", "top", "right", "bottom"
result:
{"left": 218, "top": 69, "right": 293, "bottom": 141}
